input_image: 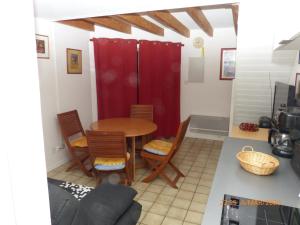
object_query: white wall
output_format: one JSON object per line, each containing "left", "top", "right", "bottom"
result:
{"left": 230, "top": 1, "right": 298, "bottom": 126}
{"left": 89, "top": 26, "right": 236, "bottom": 123}
{"left": 1, "top": 0, "right": 51, "bottom": 224}
{"left": 36, "top": 19, "right": 93, "bottom": 171}
{"left": 181, "top": 28, "right": 236, "bottom": 120}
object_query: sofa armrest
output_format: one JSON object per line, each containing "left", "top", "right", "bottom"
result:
{"left": 73, "top": 183, "right": 137, "bottom": 225}
{"left": 115, "top": 201, "right": 142, "bottom": 225}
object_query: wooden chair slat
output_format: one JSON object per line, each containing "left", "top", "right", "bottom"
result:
{"left": 57, "top": 110, "right": 92, "bottom": 177}
{"left": 86, "top": 130, "right": 131, "bottom": 185}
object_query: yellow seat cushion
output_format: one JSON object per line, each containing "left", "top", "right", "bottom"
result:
{"left": 143, "top": 140, "right": 172, "bottom": 156}
{"left": 70, "top": 136, "right": 87, "bottom": 148}
{"left": 94, "top": 152, "right": 130, "bottom": 171}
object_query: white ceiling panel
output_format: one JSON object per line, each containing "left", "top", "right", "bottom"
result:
{"left": 33, "top": 0, "right": 232, "bottom": 21}
{"left": 202, "top": 8, "right": 233, "bottom": 28}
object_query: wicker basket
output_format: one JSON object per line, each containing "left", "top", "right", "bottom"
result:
{"left": 236, "top": 146, "right": 280, "bottom": 175}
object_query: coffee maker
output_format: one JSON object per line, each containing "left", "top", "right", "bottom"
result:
{"left": 268, "top": 109, "right": 300, "bottom": 158}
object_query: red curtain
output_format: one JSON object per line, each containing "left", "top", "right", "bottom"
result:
{"left": 93, "top": 38, "right": 138, "bottom": 119}
{"left": 139, "top": 40, "right": 181, "bottom": 137}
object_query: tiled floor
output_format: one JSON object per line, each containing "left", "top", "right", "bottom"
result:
{"left": 47, "top": 137, "right": 223, "bottom": 225}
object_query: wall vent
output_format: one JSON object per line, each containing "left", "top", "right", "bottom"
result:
{"left": 189, "top": 115, "right": 229, "bottom": 136}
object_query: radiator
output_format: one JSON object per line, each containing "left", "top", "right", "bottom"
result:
{"left": 189, "top": 115, "right": 230, "bottom": 136}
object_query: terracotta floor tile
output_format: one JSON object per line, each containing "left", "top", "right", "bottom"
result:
{"left": 172, "top": 198, "right": 191, "bottom": 210}
{"left": 185, "top": 211, "right": 203, "bottom": 224}
{"left": 142, "top": 212, "right": 164, "bottom": 225}
{"left": 149, "top": 203, "right": 170, "bottom": 215}
{"left": 167, "top": 206, "right": 187, "bottom": 221}
{"left": 162, "top": 217, "right": 184, "bottom": 225}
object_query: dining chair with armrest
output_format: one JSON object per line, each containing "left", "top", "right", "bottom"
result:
{"left": 141, "top": 116, "right": 191, "bottom": 188}
{"left": 57, "top": 110, "right": 92, "bottom": 177}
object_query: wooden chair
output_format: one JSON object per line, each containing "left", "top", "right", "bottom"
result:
{"left": 57, "top": 110, "right": 92, "bottom": 177}
{"left": 130, "top": 104, "right": 154, "bottom": 149}
{"left": 141, "top": 116, "right": 191, "bottom": 188}
{"left": 130, "top": 104, "right": 153, "bottom": 121}
{"left": 86, "top": 130, "right": 131, "bottom": 185}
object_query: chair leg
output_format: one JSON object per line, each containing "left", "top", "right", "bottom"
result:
{"left": 66, "top": 161, "right": 77, "bottom": 171}
{"left": 168, "top": 161, "right": 185, "bottom": 177}
{"left": 125, "top": 166, "right": 132, "bottom": 186}
{"left": 142, "top": 159, "right": 185, "bottom": 189}
{"left": 160, "top": 170, "right": 178, "bottom": 189}
{"left": 142, "top": 160, "right": 166, "bottom": 183}
{"left": 67, "top": 154, "right": 93, "bottom": 177}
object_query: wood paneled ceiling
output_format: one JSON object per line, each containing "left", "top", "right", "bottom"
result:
{"left": 58, "top": 4, "right": 239, "bottom": 37}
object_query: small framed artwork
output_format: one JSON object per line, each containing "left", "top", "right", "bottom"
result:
{"left": 295, "top": 73, "right": 300, "bottom": 98}
{"left": 67, "top": 48, "right": 82, "bottom": 74}
{"left": 220, "top": 48, "right": 236, "bottom": 80}
{"left": 35, "top": 34, "right": 49, "bottom": 59}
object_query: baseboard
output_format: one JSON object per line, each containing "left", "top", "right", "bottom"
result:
{"left": 186, "top": 130, "right": 226, "bottom": 141}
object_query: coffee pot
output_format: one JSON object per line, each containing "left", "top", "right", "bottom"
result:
{"left": 268, "top": 109, "right": 300, "bottom": 158}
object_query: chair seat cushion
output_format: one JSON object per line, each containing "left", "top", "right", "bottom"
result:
{"left": 143, "top": 140, "right": 172, "bottom": 156}
{"left": 94, "top": 153, "right": 130, "bottom": 171}
{"left": 70, "top": 136, "right": 87, "bottom": 148}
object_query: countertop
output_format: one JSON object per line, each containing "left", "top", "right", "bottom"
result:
{"left": 202, "top": 137, "right": 300, "bottom": 225}
{"left": 230, "top": 125, "right": 269, "bottom": 141}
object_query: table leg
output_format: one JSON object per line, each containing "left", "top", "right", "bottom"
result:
{"left": 131, "top": 136, "right": 136, "bottom": 181}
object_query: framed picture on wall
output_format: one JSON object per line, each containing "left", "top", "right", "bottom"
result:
{"left": 67, "top": 48, "right": 82, "bottom": 74}
{"left": 220, "top": 48, "right": 236, "bottom": 80}
{"left": 35, "top": 34, "right": 49, "bottom": 59}
{"left": 295, "top": 73, "right": 300, "bottom": 98}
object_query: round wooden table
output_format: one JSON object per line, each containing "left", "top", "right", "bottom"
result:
{"left": 90, "top": 118, "right": 157, "bottom": 179}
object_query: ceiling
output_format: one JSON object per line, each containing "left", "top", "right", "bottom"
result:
{"left": 170, "top": 9, "right": 234, "bottom": 29}
{"left": 33, "top": 0, "right": 238, "bottom": 37}
{"left": 33, "top": 0, "right": 236, "bottom": 21}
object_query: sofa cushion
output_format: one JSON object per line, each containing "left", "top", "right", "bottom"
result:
{"left": 72, "top": 183, "right": 137, "bottom": 225}
{"left": 48, "top": 182, "right": 79, "bottom": 225}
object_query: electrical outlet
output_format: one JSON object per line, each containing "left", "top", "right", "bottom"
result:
{"left": 55, "top": 146, "right": 65, "bottom": 152}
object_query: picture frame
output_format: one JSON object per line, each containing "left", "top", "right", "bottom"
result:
{"left": 35, "top": 34, "right": 49, "bottom": 59}
{"left": 295, "top": 73, "right": 300, "bottom": 98}
{"left": 219, "top": 48, "right": 236, "bottom": 80}
{"left": 66, "top": 48, "right": 82, "bottom": 74}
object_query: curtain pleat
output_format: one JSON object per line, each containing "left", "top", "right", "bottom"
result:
{"left": 93, "top": 38, "right": 138, "bottom": 119}
{"left": 138, "top": 40, "right": 181, "bottom": 137}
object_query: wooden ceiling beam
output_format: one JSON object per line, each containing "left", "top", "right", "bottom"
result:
{"left": 186, "top": 7, "right": 213, "bottom": 37}
{"left": 84, "top": 17, "right": 131, "bottom": 34}
{"left": 231, "top": 4, "right": 239, "bottom": 35}
{"left": 148, "top": 10, "right": 190, "bottom": 37}
{"left": 115, "top": 14, "right": 164, "bottom": 36}
{"left": 58, "top": 19, "right": 94, "bottom": 31}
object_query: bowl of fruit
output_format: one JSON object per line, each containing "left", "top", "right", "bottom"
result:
{"left": 239, "top": 123, "right": 259, "bottom": 132}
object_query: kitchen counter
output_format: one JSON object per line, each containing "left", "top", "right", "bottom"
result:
{"left": 202, "top": 137, "right": 300, "bottom": 225}
{"left": 230, "top": 125, "right": 269, "bottom": 141}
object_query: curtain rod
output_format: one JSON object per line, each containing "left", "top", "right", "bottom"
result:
{"left": 89, "top": 38, "right": 184, "bottom": 46}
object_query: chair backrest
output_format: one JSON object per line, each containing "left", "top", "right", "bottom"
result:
{"left": 130, "top": 105, "right": 153, "bottom": 121}
{"left": 86, "top": 130, "right": 127, "bottom": 161}
{"left": 57, "top": 110, "right": 85, "bottom": 146}
{"left": 169, "top": 116, "right": 191, "bottom": 158}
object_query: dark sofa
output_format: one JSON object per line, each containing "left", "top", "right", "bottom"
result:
{"left": 48, "top": 178, "right": 141, "bottom": 225}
